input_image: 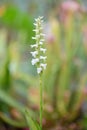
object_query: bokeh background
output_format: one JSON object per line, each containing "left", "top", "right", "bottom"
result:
{"left": 0, "top": 0, "right": 87, "bottom": 130}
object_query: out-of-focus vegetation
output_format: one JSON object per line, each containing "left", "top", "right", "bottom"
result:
{"left": 0, "top": 0, "right": 87, "bottom": 130}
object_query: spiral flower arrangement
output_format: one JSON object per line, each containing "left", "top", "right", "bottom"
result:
{"left": 31, "top": 16, "right": 47, "bottom": 74}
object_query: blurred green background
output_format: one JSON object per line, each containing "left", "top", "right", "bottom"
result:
{"left": 0, "top": 0, "right": 87, "bottom": 130}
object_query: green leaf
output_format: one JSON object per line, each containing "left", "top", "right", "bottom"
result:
{"left": 0, "top": 112, "right": 26, "bottom": 127}
{"left": 0, "top": 89, "right": 25, "bottom": 113}
{"left": 25, "top": 109, "right": 40, "bottom": 130}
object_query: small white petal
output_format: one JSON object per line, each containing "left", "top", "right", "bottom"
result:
{"left": 31, "top": 58, "right": 39, "bottom": 65}
{"left": 39, "top": 16, "right": 44, "bottom": 19}
{"left": 40, "top": 33, "right": 45, "bottom": 36}
{"left": 30, "top": 51, "right": 38, "bottom": 58}
{"left": 40, "top": 27, "right": 43, "bottom": 30}
{"left": 36, "top": 35, "right": 40, "bottom": 38}
{"left": 35, "top": 18, "right": 38, "bottom": 22}
{"left": 30, "top": 44, "right": 38, "bottom": 48}
{"left": 32, "top": 37, "right": 36, "bottom": 40}
{"left": 40, "top": 48, "right": 46, "bottom": 53}
{"left": 41, "top": 20, "right": 43, "bottom": 23}
{"left": 39, "top": 41, "right": 43, "bottom": 45}
{"left": 37, "top": 67, "right": 42, "bottom": 74}
{"left": 40, "top": 39, "right": 45, "bottom": 42}
{"left": 33, "top": 29, "right": 39, "bottom": 33}
{"left": 33, "top": 23, "right": 38, "bottom": 26}
{"left": 40, "top": 63, "right": 47, "bottom": 70}
{"left": 40, "top": 56, "right": 47, "bottom": 60}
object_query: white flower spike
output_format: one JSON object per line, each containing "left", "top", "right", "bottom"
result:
{"left": 31, "top": 16, "right": 47, "bottom": 74}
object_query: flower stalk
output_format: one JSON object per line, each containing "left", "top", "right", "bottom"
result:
{"left": 39, "top": 75, "right": 43, "bottom": 130}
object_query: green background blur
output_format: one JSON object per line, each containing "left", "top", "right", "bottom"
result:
{"left": 0, "top": 0, "right": 87, "bottom": 130}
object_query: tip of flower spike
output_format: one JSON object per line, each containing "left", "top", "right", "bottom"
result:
{"left": 35, "top": 18, "right": 38, "bottom": 22}
{"left": 39, "top": 16, "right": 44, "bottom": 19}
{"left": 34, "top": 16, "right": 44, "bottom": 23}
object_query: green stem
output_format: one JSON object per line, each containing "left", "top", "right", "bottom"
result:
{"left": 39, "top": 75, "right": 43, "bottom": 130}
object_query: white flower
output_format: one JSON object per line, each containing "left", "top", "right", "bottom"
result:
{"left": 32, "top": 35, "right": 40, "bottom": 40}
{"left": 37, "top": 67, "right": 42, "bottom": 74}
{"left": 31, "top": 58, "right": 39, "bottom": 65}
{"left": 40, "top": 56, "right": 47, "bottom": 60}
{"left": 30, "top": 44, "right": 38, "bottom": 48}
{"left": 40, "top": 39, "right": 45, "bottom": 42}
{"left": 35, "top": 19, "right": 38, "bottom": 22}
{"left": 40, "top": 27, "right": 43, "bottom": 30}
{"left": 39, "top": 41, "right": 43, "bottom": 45}
{"left": 40, "top": 33, "right": 45, "bottom": 37}
{"left": 40, "top": 48, "right": 46, "bottom": 53}
{"left": 39, "top": 16, "right": 44, "bottom": 19}
{"left": 33, "top": 29, "right": 39, "bottom": 33}
{"left": 40, "top": 63, "right": 47, "bottom": 70}
{"left": 32, "top": 37, "right": 36, "bottom": 40}
{"left": 36, "top": 35, "right": 40, "bottom": 38}
{"left": 33, "top": 23, "right": 38, "bottom": 26}
{"left": 30, "top": 51, "right": 38, "bottom": 58}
